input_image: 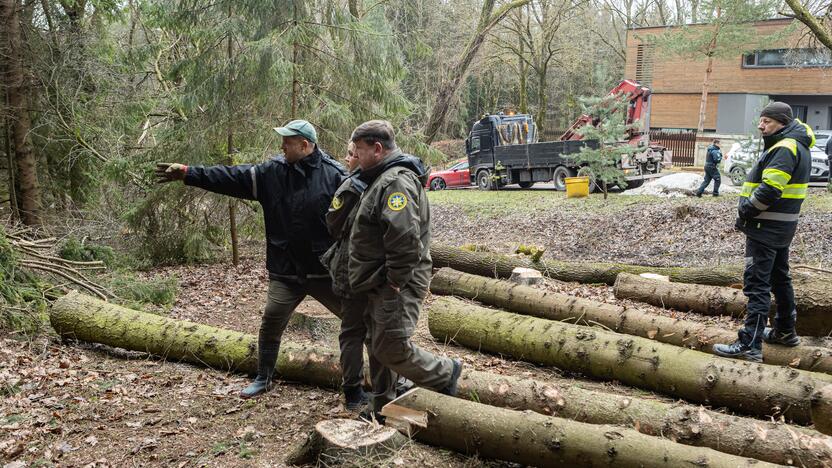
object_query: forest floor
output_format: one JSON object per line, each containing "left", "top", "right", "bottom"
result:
{"left": 2, "top": 188, "right": 832, "bottom": 467}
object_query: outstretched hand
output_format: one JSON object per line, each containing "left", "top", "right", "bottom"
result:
{"left": 155, "top": 163, "right": 188, "bottom": 183}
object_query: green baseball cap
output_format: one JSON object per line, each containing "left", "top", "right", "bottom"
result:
{"left": 273, "top": 119, "right": 317, "bottom": 143}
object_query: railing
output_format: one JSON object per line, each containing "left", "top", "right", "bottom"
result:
{"left": 649, "top": 130, "right": 698, "bottom": 167}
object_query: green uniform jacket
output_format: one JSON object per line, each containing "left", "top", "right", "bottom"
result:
{"left": 320, "top": 172, "right": 366, "bottom": 299}
{"left": 348, "top": 150, "right": 432, "bottom": 294}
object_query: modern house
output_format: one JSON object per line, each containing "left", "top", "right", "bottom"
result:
{"left": 625, "top": 19, "right": 832, "bottom": 135}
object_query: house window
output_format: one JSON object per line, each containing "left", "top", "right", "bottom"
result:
{"left": 742, "top": 48, "right": 832, "bottom": 68}
{"left": 635, "top": 43, "right": 655, "bottom": 86}
{"left": 792, "top": 105, "right": 808, "bottom": 122}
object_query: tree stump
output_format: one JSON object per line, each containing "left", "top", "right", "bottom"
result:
{"left": 508, "top": 267, "right": 543, "bottom": 286}
{"left": 284, "top": 419, "right": 407, "bottom": 465}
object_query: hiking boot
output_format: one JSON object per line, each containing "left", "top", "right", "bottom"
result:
{"left": 395, "top": 377, "right": 414, "bottom": 397}
{"left": 344, "top": 386, "right": 370, "bottom": 411}
{"left": 763, "top": 327, "right": 800, "bottom": 347}
{"left": 713, "top": 193, "right": 720, "bottom": 197}
{"left": 713, "top": 340, "right": 762, "bottom": 363}
{"left": 440, "top": 359, "right": 463, "bottom": 396}
{"left": 240, "top": 375, "right": 274, "bottom": 399}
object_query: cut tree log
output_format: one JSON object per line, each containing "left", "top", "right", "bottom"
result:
{"left": 284, "top": 419, "right": 406, "bottom": 466}
{"left": 381, "top": 388, "right": 778, "bottom": 467}
{"left": 614, "top": 272, "right": 832, "bottom": 336}
{"left": 50, "top": 291, "right": 342, "bottom": 388}
{"left": 428, "top": 296, "right": 832, "bottom": 426}
{"left": 49, "top": 292, "right": 832, "bottom": 464}
{"left": 459, "top": 369, "right": 832, "bottom": 466}
{"left": 430, "top": 268, "right": 832, "bottom": 374}
{"left": 431, "top": 243, "right": 744, "bottom": 286}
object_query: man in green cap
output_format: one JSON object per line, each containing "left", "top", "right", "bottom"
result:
{"left": 155, "top": 120, "right": 368, "bottom": 408}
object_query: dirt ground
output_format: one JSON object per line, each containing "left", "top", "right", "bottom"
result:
{"left": 3, "top": 188, "right": 831, "bottom": 467}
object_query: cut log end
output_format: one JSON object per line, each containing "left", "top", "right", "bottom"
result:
{"left": 509, "top": 267, "right": 544, "bottom": 286}
{"left": 285, "top": 418, "right": 406, "bottom": 466}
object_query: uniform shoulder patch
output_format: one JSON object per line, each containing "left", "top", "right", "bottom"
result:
{"left": 387, "top": 192, "right": 408, "bottom": 211}
{"left": 331, "top": 196, "right": 343, "bottom": 210}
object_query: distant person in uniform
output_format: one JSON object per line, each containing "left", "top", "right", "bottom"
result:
{"left": 695, "top": 138, "right": 722, "bottom": 197}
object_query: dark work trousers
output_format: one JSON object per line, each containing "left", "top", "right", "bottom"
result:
{"left": 365, "top": 284, "right": 455, "bottom": 412}
{"left": 696, "top": 165, "right": 721, "bottom": 196}
{"left": 739, "top": 237, "right": 797, "bottom": 349}
{"left": 339, "top": 296, "right": 370, "bottom": 392}
{"left": 258, "top": 279, "right": 363, "bottom": 391}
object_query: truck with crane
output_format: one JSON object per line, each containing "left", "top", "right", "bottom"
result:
{"left": 463, "top": 79, "right": 672, "bottom": 191}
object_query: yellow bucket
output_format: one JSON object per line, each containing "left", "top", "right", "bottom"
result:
{"left": 565, "top": 176, "right": 590, "bottom": 198}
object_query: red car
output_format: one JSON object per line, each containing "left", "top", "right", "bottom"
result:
{"left": 426, "top": 159, "right": 471, "bottom": 190}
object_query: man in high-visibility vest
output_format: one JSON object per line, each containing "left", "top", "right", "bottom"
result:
{"left": 714, "top": 102, "right": 814, "bottom": 362}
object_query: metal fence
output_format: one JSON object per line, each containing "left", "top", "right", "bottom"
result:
{"left": 649, "top": 130, "right": 698, "bottom": 167}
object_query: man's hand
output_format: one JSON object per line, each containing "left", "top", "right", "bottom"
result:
{"left": 737, "top": 197, "right": 761, "bottom": 221}
{"left": 155, "top": 163, "right": 188, "bottom": 183}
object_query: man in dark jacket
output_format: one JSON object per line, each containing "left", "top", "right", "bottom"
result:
{"left": 155, "top": 120, "right": 360, "bottom": 401}
{"left": 713, "top": 102, "right": 814, "bottom": 362}
{"left": 695, "top": 139, "right": 722, "bottom": 197}
{"left": 346, "top": 120, "right": 461, "bottom": 419}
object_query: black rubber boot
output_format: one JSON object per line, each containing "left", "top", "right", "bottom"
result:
{"left": 713, "top": 340, "right": 762, "bottom": 363}
{"left": 240, "top": 348, "right": 278, "bottom": 399}
{"left": 440, "top": 359, "right": 463, "bottom": 396}
{"left": 343, "top": 386, "right": 370, "bottom": 411}
{"left": 762, "top": 327, "right": 800, "bottom": 347}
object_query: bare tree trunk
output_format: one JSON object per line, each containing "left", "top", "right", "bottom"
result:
{"left": 518, "top": 33, "right": 527, "bottom": 114}
{"left": 696, "top": 8, "right": 721, "bottom": 133}
{"left": 226, "top": 5, "right": 239, "bottom": 266}
{"left": 535, "top": 62, "right": 548, "bottom": 134}
{"left": 423, "top": 0, "right": 531, "bottom": 144}
{"left": 291, "top": 3, "right": 299, "bottom": 119}
{"left": 784, "top": 0, "right": 832, "bottom": 52}
{"left": 3, "top": 87, "right": 19, "bottom": 220}
{"left": 1, "top": 0, "right": 41, "bottom": 226}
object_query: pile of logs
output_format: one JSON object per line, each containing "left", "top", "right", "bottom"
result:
{"left": 47, "top": 244, "right": 832, "bottom": 466}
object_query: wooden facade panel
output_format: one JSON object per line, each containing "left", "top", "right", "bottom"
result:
{"left": 625, "top": 19, "right": 832, "bottom": 95}
{"left": 650, "top": 93, "right": 719, "bottom": 129}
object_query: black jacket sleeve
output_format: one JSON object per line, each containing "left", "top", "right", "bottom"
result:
{"left": 184, "top": 163, "right": 264, "bottom": 201}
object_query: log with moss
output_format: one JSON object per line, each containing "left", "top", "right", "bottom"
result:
{"left": 430, "top": 244, "right": 743, "bottom": 286}
{"left": 50, "top": 291, "right": 342, "bottom": 388}
{"left": 381, "top": 389, "right": 778, "bottom": 468}
{"left": 49, "top": 292, "right": 832, "bottom": 465}
{"left": 614, "top": 272, "right": 832, "bottom": 337}
{"left": 459, "top": 369, "right": 832, "bottom": 466}
{"left": 430, "top": 268, "right": 832, "bottom": 374}
{"left": 429, "top": 296, "right": 832, "bottom": 426}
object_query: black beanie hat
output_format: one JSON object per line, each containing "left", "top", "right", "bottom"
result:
{"left": 760, "top": 101, "right": 794, "bottom": 125}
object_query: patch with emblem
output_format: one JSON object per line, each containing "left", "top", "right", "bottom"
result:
{"left": 387, "top": 192, "right": 407, "bottom": 211}
{"left": 331, "top": 196, "right": 343, "bottom": 210}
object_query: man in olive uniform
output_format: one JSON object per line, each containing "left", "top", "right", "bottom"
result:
{"left": 713, "top": 102, "right": 814, "bottom": 362}
{"left": 156, "top": 120, "right": 364, "bottom": 404}
{"left": 346, "top": 120, "right": 461, "bottom": 417}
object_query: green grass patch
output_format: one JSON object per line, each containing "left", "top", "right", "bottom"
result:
{"left": 804, "top": 190, "right": 832, "bottom": 213}
{"left": 428, "top": 190, "right": 695, "bottom": 219}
